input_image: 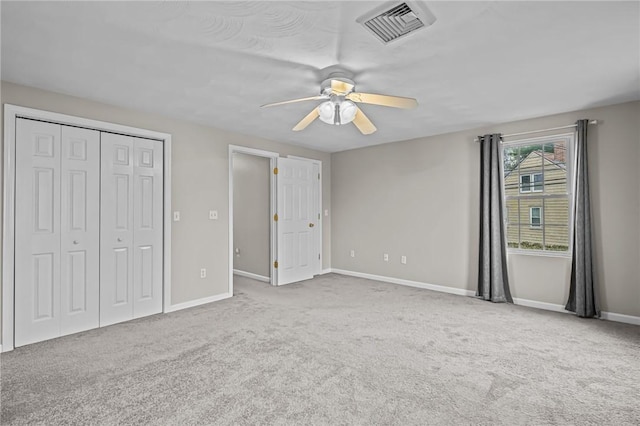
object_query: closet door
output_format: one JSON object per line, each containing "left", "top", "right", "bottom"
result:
{"left": 100, "top": 134, "right": 164, "bottom": 325}
{"left": 15, "top": 119, "right": 62, "bottom": 347}
{"left": 60, "top": 126, "right": 100, "bottom": 336}
{"left": 100, "top": 133, "right": 135, "bottom": 326}
{"left": 132, "top": 138, "right": 163, "bottom": 318}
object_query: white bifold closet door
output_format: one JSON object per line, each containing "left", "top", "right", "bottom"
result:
{"left": 15, "top": 119, "right": 100, "bottom": 347}
{"left": 100, "top": 133, "right": 163, "bottom": 326}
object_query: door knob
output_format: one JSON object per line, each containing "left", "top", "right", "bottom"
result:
{"left": 309, "top": 223, "right": 315, "bottom": 228}
{"left": 117, "top": 238, "right": 123, "bottom": 242}
{"left": 73, "top": 240, "right": 79, "bottom": 245}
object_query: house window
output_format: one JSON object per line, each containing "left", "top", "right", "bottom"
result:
{"left": 530, "top": 207, "right": 542, "bottom": 227}
{"left": 520, "top": 173, "right": 543, "bottom": 193}
{"left": 502, "top": 134, "right": 573, "bottom": 254}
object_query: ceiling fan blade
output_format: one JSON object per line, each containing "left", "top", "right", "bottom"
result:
{"left": 292, "top": 108, "right": 320, "bottom": 131}
{"left": 331, "top": 79, "right": 354, "bottom": 95}
{"left": 346, "top": 92, "right": 418, "bottom": 109}
{"left": 261, "top": 95, "right": 326, "bottom": 108}
{"left": 352, "top": 107, "right": 377, "bottom": 135}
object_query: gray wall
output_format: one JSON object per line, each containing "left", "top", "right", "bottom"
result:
{"left": 332, "top": 101, "right": 640, "bottom": 317}
{"left": 232, "top": 153, "right": 270, "bottom": 278}
{"left": 0, "top": 82, "right": 332, "bottom": 340}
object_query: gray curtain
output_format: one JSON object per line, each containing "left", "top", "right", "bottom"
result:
{"left": 565, "top": 120, "right": 600, "bottom": 318}
{"left": 478, "top": 134, "right": 513, "bottom": 303}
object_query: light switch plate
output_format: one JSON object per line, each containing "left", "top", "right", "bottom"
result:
{"left": 173, "top": 211, "right": 180, "bottom": 221}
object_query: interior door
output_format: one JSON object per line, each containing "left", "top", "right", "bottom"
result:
{"left": 132, "top": 137, "right": 163, "bottom": 318}
{"left": 100, "top": 133, "right": 135, "bottom": 326}
{"left": 60, "top": 126, "right": 100, "bottom": 336}
{"left": 15, "top": 119, "right": 62, "bottom": 346}
{"left": 276, "top": 157, "right": 315, "bottom": 285}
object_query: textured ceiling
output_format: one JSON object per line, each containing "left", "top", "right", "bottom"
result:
{"left": 2, "top": 1, "right": 639, "bottom": 152}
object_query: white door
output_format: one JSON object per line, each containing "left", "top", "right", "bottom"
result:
{"left": 312, "top": 162, "right": 321, "bottom": 276}
{"left": 100, "top": 133, "right": 135, "bottom": 326}
{"left": 276, "top": 157, "right": 315, "bottom": 285}
{"left": 60, "top": 126, "right": 101, "bottom": 336}
{"left": 101, "top": 133, "right": 163, "bottom": 326}
{"left": 14, "top": 119, "right": 100, "bottom": 347}
{"left": 132, "top": 138, "right": 164, "bottom": 318}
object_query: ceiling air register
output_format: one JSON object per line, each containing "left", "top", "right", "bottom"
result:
{"left": 357, "top": 1, "right": 436, "bottom": 44}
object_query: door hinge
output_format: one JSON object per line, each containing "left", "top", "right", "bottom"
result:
{"left": 318, "top": 213, "right": 320, "bottom": 220}
{"left": 274, "top": 260, "right": 278, "bottom": 268}
{"left": 274, "top": 213, "right": 278, "bottom": 222}
{"left": 318, "top": 254, "right": 321, "bottom": 260}
{"left": 318, "top": 173, "right": 320, "bottom": 180}
{"left": 273, "top": 167, "right": 278, "bottom": 175}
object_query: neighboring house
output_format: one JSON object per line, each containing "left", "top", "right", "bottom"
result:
{"left": 504, "top": 144, "right": 569, "bottom": 251}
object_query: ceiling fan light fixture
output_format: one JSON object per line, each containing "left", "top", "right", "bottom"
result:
{"left": 318, "top": 100, "right": 357, "bottom": 126}
{"left": 339, "top": 100, "right": 357, "bottom": 124}
{"left": 317, "top": 101, "right": 335, "bottom": 125}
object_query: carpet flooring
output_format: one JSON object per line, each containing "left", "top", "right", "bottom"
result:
{"left": 1, "top": 273, "right": 639, "bottom": 425}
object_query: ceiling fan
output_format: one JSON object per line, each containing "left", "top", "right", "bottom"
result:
{"left": 260, "top": 75, "right": 418, "bottom": 135}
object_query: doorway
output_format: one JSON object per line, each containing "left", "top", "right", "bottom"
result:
{"left": 232, "top": 152, "right": 272, "bottom": 285}
{"left": 228, "top": 146, "right": 322, "bottom": 293}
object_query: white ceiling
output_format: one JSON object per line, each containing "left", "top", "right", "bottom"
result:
{"left": 2, "top": 1, "right": 639, "bottom": 152}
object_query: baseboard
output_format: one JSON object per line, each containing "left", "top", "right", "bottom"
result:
{"left": 512, "top": 297, "right": 568, "bottom": 313}
{"left": 600, "top": 311, "right": 640, "bottom": 326}
{"left": 320, "top": 268, "right": 333, "bottom": 275}
{"left": 166, "top": 292, "right": 232, "bottom": 313}
{"left": 233, "top": 269, "right": 270, "bottom": 283}
{"left": 331, "top": 268, "right": 476, "bottom": 297}
{"left": 331, "top": 268, "right": 640, "bottom": 327}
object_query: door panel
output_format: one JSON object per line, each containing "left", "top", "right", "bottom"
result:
{"left": 100, "top": 133, "right": 135, "bottom": 326}
{"left": 277, "top": 157, "right": 314, "bottom": 285}
{"left": 15, "top": 119, "right": 62, "bottom": 346}
{"left": 132, "top": 138, "right": 163, "bottom": 318}
{"left": 60, "top": 126, "right": 100, "bottom": 336}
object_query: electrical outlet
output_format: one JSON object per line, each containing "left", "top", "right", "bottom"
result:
{"left": 173, "top": 211, "right": 180, "bottom": 221}
{"left": 209, "top": 210, "right": 218, "bottom": 220}
{"left": 401, "top": 256, "right": 407, "bottom": 265}
{"left": 384, "top": 253, "right": 389, "bottom": 262}
{"left": 350, "top": 249, "right": 355, "bottom": 258}
{"left": 200, "top": 268, "right": 206, "bottom": 278}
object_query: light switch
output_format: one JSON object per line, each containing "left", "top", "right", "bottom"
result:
{"left": 209, "top": 210, "right": 218, "bottom": 220}
{"left": 324, "top": 209, "right": 329, "bottom": 217}
{"left": 173, "top": 211, "right": 180, "bottom": 221}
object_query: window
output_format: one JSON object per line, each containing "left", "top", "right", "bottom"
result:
{"left": 530, "top": 207, "right": 542, "bottom": 227}
{"left": 520, "top": 173, "right": 543, "bottom": 192}
{"left": 502, "top": 134, "right": 573, "bottom": 254}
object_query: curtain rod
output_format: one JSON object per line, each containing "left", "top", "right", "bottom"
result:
{"left": 474, "top": 120, "right": 598, "bottom": 143}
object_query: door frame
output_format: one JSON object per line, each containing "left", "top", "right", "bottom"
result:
{"left": 228, "top": 145, "right": 279, "bottom": 294}
{"left": 2, "top": 104, "right": 173, "bottom": 352}
{"left": 287, "top": 155, "right": 323, "bottom": 276}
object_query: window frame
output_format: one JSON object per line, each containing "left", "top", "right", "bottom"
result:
{"left": 519, "top": 173, "right": 543, "bottom": 193}
{"left": 529, "top": 206, "right": 542, "bottom": 228}
{"left": 500, "top": 133, "right": 574, "bottom": 258}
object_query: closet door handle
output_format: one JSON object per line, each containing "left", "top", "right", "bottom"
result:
{"left": 73, "top": 240, "right": 79, "bottom": 245}
{"left": 117, "top": 238, "right": 123, "bottom": 242}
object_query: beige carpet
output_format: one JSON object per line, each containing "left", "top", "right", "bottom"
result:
{"left": 2, "top": 273, "right": 639, "bottom": 425}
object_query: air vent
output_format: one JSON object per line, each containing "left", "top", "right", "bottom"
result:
{"left": 357, "top": 1, "right": 436, "bottom": 44}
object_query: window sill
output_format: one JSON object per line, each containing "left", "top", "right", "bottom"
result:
{"left": 507, "top": 249, "right": 571, "bottom": 259}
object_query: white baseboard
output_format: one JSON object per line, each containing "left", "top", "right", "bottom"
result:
{"left": 233, "top": 269, "right": 270, "bottom": 283}
{"left": 320, "top": 268, "right": 333, "bottom": 275}
{"left": 600, "top": 311, "right": 640, "bottom": 326}
{"left": 166, "top": 292, "right": 232, "bottom": 313}
{"left": 512, "top": 297, "right": 568, "bottom": 313}
{"left": 331, "top": 268, "right": 476, "bottom": 297}
{"left": 330, "top": 268, "right": 640, "bottom": 326}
